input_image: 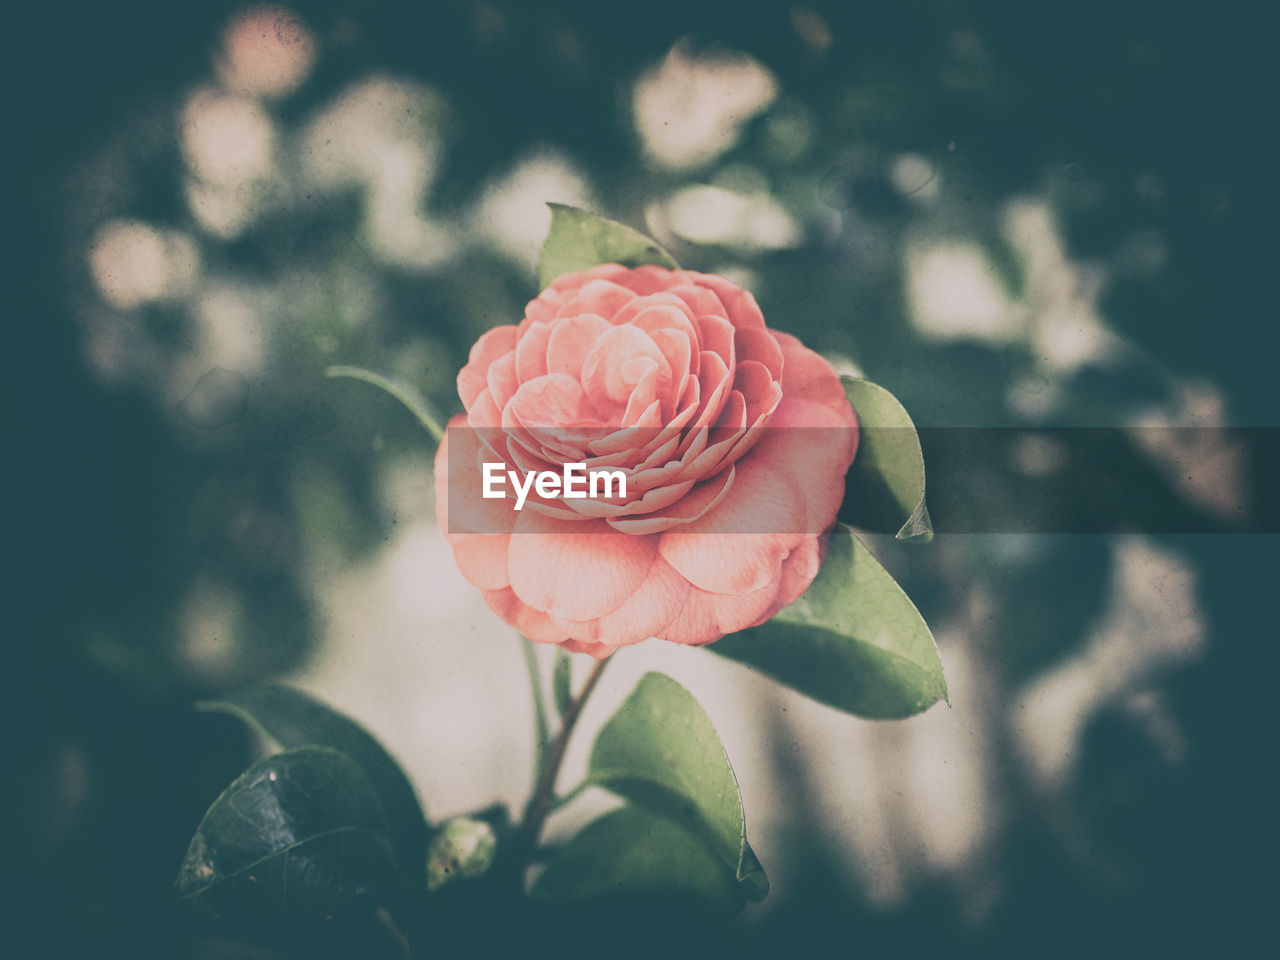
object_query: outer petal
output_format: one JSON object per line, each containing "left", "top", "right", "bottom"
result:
{"left": 515, "top": 319, "right": 554, "bottom": 381}
{"left": 507, "top": 512, "right": 659, "bottom": 622}
{"left": 435, "top": 417, "right": 516, "bottom": 589}
{"left": 449, "top": 534, "right": 511, "bottom": 590}
{"left": 772, "top": 329, "right": 855, "bottom": 417}
{"left": 435, "top": 415, "right": 518, "bottom": 538}
{"left": 734, "top": 327, "right": 784, "bottom": 380}
{"left": 549, "top": 555, "right": 690, "bottom": 649}
{"left": 485, "top": 352, "right": 519, "bottom": 411}
{"left": 559, "top": 638, "right": 618, "bottom": 659}
{"left": 753, "top": 533, "right": 824, "bottom": 625}
{"left": 665, "top": 283, "right": 728, "bottom": 321}
{"left": 750, "top": 396, "right": 858, "bottom": 532}
{"left": 481, "top": 586, "right": 566, "bottom": 645}
{"left": 613, "top": 264, "right": 693, "bottom": 296}
{"left": 458, "top": 326, "right": 518, "bottom": 410}
{"left": 658, "top": 456, "right": 806, "bottom": 594}
{"left": 696, "top": 272, "right": 766, "bottom": 331}
{"left": 660, "top": 570, "right": 783, "bottom": 646}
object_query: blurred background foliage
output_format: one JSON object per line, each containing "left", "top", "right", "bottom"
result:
{"left": 5, "top": 0, "right": 1274, "bottom": 956}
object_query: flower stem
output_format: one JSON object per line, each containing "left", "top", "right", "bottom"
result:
{"left": 325, "top": 365, "right": 445, "bottom": 444}
{"left": 517, "top": 656, "right": 609, "bottom": 854}
{"left": 521, "top": 636, "right": 550, "bottom": 782}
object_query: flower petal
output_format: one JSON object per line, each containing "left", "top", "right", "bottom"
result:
{"left": 582, "top": 325, "right": 671, "bottom": 413}
{"left": 450, "top": 533, "right": 512, "bottom": 589}
{"left": 549, "top": 555, "right": 689, "bottom": 648}
{"left": 666, "top": 282, "right": 729, "bottom": 321}
{"left": 485, "top": 351, "right": 519, "bottom": 411}
{"left": 734, "top": 327, "right": 784, "bottom": 380}
{"left": 696, "top": 315, "right": 735, "bottom": 366}
{"left": 559, "top": 638, "right": 616, "bottom": 659}
{"left": 466, "top": 387, "right": 504, "bottom": 430}
{"left": 687, "top": 350, "right": 731, "bottom": 435}
{"left": 515, "top": 319, "right": 554, "bottom": 381}
{"left": 458, "top": 325, "right": 518, "bottom": 410}
{"left": 546, "top": 314, "right": 611, "bottom": 379}
{"left": 508, "top": 373, "right": 594, "bottom": 427}
{"left": 760, "top": 533, "right": 824, "bottom": 619}
{"left": 508, "top": 513, "right": 659, "bottom": 621}
{"left": 658, "top": 453, "right": 805, "bottom": 592}
{"left": 608, "top": 468, "right": 735, "bottom": 534}
{"left": 732, "top": 359, "right": 784, "bottom": 426}
{"left": 660, "top": 573, "right": 782, "bottom": 646}
{"left": 435, "top": 416, "right": 517, "bottom": 537}
{"left": 772, "top": 330, "right": 852, "bottom": 415}
{"left": 749, "top": 395, "right": 858, "bottom": 531}
{"left": 613, "top": 265, "right": 692, "bottom": 295}
{"left": 553, "top": 279, "right": 637, "bottom": 323}
{"left": 481, "top": 586, "right": 565, "bottom": 644}
{"left": 698, "top": 273, "right": 766, "bottom": 331}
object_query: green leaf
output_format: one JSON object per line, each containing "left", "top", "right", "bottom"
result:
{"left": 197, "top": 685, "right": 428, "bottom": 888}
{"left": 552, "top": 649, "right": 573, "bottom": 719}
{"left": 176, "top": 746, "right": 395, "bottom": 921}
{"left": 538, "top": 204, "right": 679, "bottom": 291}
{"left": 531, "top": 805, "right": 738, "bottom": 912}
{"left": 586, "top": 672, "right": 768, "bottom": 903}
{"left": 839, "top": 376, "right": 933, "bottom": 542}
{"left": 711, "top": 525, "right": 947, "bottom": 719}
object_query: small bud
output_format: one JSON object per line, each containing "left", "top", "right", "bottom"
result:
{"left": 426, "top": 817, "right": 498, "bottom": 891}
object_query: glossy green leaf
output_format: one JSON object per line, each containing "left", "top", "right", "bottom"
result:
{"left": 552, "top": 648, "right": 573, "bottom": 719}
{"left": 176, "top": 746, "right": 395, "bottom": 921}
{"left": 712, "top": 525, "right": 947, "bottom": 718}
{"left": 586, "top": 672, "right": 768, "bottom": 902}
{"left": 531, "top": 805, "right": 737, "bottom": 912}
{"left": 196, "top": 685, "right": 427, "bottom": 887}
{"left": 839, "top": 376, "right": 933, "bottom": 542}
{"left": 538, "top": 204, "right": 679, "bottom": 291}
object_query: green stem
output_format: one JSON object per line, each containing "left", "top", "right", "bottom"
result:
{"left": 517, "top": 656, "right": 609, "bottom": 854}
{"left": 522, "top": 636, "right": 550, "bottom": 783}
{"left": 373, "top": 906, "right": 411, "bottom": 960}
{"left": 325, "top": 365, "right": 445, "bottom": 445}
{"left": 549, "top": 779, "right": 590, "bottom": 814}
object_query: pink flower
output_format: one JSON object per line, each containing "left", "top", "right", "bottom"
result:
{"left": 435, "top": 264, "right": 858, "bottom": 658}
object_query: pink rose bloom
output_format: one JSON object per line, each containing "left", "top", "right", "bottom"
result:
{"left": 435, "top": 264, "right": 858, "bottom": 658}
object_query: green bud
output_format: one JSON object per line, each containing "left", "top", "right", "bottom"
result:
{"left": 426, "top": 817, "right": 498, "bottom": 891}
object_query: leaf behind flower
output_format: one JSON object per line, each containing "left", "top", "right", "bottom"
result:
{"left": 839, "top": 376, "right": 933, "bottom": 542}
{"left": 711, "top": 525, "right": 947, "bottom": 719}
{"left": 538, "top": 204, "right": 680, "bottom": 291}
